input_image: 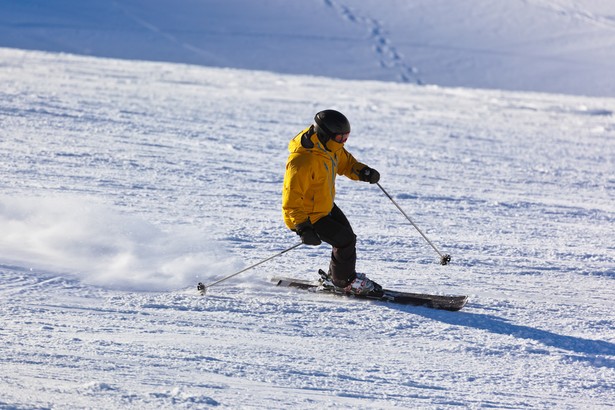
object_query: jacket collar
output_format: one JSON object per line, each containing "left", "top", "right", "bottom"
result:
{"left": 303, "top": 127, "right": 345, "bottom": 154}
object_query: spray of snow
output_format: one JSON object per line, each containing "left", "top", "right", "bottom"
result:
{"left": 0, "top": 194, "right": 237, "bottom": 291}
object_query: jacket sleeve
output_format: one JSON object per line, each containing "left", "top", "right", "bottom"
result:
{"left": 337, "top": 148, "right": 367, "bottom": 181}
{"left": 282, "top": 155, "right": 311, "bottom": 229}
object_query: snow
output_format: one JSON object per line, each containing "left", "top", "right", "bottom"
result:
{"left": 1, "top": 0, "right": 615, "bottom": 408}
{"left": 2, "top": 0, "right": 615, "bottom": 97}
{"left": 0, "top": 195, "right": 237, "bottom": 292}
{"left": 1, "top": 47, "right": 613, "bottom": 408}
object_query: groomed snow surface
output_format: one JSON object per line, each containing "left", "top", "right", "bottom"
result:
{"left": 1, "top": 48, "right": 614, "bottom": 408}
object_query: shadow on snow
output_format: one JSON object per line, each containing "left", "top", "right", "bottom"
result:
{"left": 400, "top": 305, "right": 615, "bottom": 368}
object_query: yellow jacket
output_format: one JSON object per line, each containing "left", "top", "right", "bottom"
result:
{"left": 282, "top": 126, "right": 367, "bottom": 229}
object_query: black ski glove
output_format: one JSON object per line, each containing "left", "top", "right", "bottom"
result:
{"left": 295, "top": 220, "right": 322, "bottom": 246}
{"left": 359, "top": 166, "right": 380, "bottom": 184}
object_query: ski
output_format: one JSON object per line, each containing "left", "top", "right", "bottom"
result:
{"left": 272, "top": 270, "right": 468, "bottom": 311}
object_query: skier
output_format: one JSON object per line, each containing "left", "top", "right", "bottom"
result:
{"left": 282, "top": 109, "right": 382, "bottom": 295}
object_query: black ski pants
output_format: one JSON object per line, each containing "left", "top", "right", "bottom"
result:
{"left": 313, "top": 204, "right": 357, "bottom": 288}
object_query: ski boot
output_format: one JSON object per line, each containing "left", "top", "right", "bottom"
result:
{"left": 343, "top": 272, "right": 382, "bottom": 296}
{"left": 318, "top": 270, "right": 382, "bottom": 296}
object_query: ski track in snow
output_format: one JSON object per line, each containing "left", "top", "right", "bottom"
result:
{"left": 525, "top": 0, "right": 615, "bottom": 31}
{"left": 109, "top": 0, "right": 223, "bottom": 63}
{"left": 0, "top": 48, "right": 614, "bottom": 408}
{"left": 323, "top": 0, "right": 421, "bottom": 84}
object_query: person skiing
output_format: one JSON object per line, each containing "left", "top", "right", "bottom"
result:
{"left": 282, "top": 109, "right": 382, "bottom": 295}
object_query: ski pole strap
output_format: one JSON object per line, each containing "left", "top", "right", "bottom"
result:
{"left": 377, "top": 183, "right": 451, "bottom": 265}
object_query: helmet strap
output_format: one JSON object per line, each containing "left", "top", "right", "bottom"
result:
{"left": 314, "top": 123, "right": 331, "bottom": 148}
{"left": 317, "top": 132, "right": 330, "bottom": 149}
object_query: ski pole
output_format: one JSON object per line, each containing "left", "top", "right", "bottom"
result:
{"left": 197, "top": 242, "right": 302, "bottom": 295}
{"left": 376, "top": 182, "right": 451, "bottom": 265}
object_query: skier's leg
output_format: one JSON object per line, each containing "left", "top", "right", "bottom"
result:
{"left": 313, "top": 204, "right": 356, "bottom": 287}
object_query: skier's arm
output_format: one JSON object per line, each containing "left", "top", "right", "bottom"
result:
{"left": 339, "top": 149, "right": 380, "bottom": 184}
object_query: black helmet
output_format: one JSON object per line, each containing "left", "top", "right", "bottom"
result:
{"left": 314, "top": 110, "right": 350, "bottom": 141}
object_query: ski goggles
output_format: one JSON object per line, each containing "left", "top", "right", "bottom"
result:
{"left": 333, "top": 132, "right": 350, "bottom": 143}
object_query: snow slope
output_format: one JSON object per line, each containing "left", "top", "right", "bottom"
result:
{"left": 1, "top": 47, "right": 614, "bottom": 408}
{"left": 2, "top": 0, "right": 615, "bottom": 97}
